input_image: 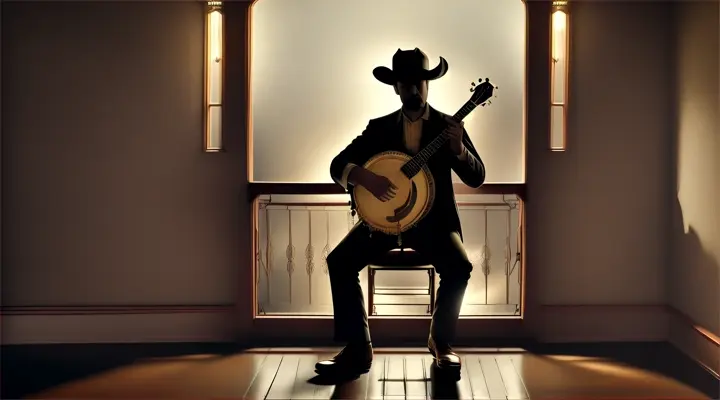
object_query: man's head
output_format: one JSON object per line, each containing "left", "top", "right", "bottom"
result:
{"left": 372, "top": 48, "right": 448, "bottom": 110}
{"left": 394, "top": 79, "right": 428, "bottom": 111}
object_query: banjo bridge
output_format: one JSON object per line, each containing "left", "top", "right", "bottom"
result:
{"left": 386, "top": 181, "right": 418, "bottom": 223}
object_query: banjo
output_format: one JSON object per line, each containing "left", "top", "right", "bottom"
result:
{"left": 351, "top": 77, "right": 496, "bottom": 244}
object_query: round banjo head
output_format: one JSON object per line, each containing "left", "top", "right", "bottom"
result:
{"left": 353, "top": 151, "right": 434, "bottom": 234}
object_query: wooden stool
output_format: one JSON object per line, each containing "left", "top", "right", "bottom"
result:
{"left": 368, "top": 248, "right": 436, "bottom": 316}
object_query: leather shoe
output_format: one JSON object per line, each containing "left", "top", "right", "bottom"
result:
{"left": 428, "top": 337, "right": 461, "bottom": 379}
{"left": 315, "top": 342, "right": 373, "bottom": 376}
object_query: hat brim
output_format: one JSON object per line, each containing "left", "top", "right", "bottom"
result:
{"left": 372, "top": 57, "right": 449, "bottom": 85}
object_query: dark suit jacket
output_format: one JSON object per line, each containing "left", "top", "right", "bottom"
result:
{"left": 330, "top": 106, "right": 486, "bottom": 238}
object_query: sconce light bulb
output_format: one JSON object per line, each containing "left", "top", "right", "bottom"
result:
{"left": 551, "top": 10, "right": 567, "bottom": 61}
{"left": 552, "top": 10, "right": 567, "bottom": 32}
{"left": 209, "top": 10, "right": 223, "bottom": 63}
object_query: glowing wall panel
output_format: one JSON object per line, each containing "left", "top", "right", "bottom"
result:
{"left": 250, "top": 0, "right": 526, "bottom": 183}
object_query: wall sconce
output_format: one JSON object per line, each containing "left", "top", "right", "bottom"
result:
{"left": 204, "top": 1, "right": 224, "bottom": 152}
{"left": 550, "top": 0, "right": 569, "bottom": 151}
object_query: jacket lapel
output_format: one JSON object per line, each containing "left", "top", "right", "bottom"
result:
{"left": 384, "top": 105, "right": 444, "bottom": 153}
{"left": 388, "top": 109, "right": 406, "bottom": 151}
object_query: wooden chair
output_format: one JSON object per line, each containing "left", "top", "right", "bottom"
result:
{"left": 368, "top": 248, "right": 436, "bottom": 316}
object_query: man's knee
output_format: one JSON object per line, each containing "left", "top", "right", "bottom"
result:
{"left": 326, "top": 248, "right": 354, "bottom": 276}
{"left": 440, "top": 258, "right": 473, "bottom": 282}
{"left": 326, "top": 249, "right": 342, "bottom": 271}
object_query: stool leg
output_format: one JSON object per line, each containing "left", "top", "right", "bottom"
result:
{"left": 369, "top": 268, "right": 376, "bottom": 316}
{"left": 429, "top": 269, "right": 436, "bottom": 315}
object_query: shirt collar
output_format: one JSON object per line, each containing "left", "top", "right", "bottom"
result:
{"left": 397, "top": 102, "right": 430, "bottom": 123}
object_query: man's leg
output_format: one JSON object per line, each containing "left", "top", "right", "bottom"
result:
{"left": 315, "top": 223, "right": 395, "bottom": 375}
{"left": 326, "top": 223, "right": 396, "bottom": 343}
{"left": 413, "top": 230, "right": 473, "bottom": 376}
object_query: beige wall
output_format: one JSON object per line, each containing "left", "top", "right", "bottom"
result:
{"left": 670, "top": 0, "right": 720, "bottom": 336}
{"left": 2, "top": 2, "right": 244, "bottom": 307}
{"left": 527, "top": 1, "right": 672, "bottom": 306}
{"left": 2, "top": 1, "right": 707, "bottom": 343}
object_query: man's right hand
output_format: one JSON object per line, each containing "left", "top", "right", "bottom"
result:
{"left": 349, "top": 167, "right": 398, "bottom": 202}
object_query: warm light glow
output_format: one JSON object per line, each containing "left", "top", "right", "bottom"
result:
{"left": 204, "top": 2, "right": 223, "bottom": 152}
{"left": 550, "top": 3, "right": 569, "bottom": 151}
{"left": 250, "top": 0, "right": 527, "bottom": 184}
{"left": 255, "top": 201, "right": 522, "bottom": 317}
{"left": 208, "top": 11, "right": 222, "bottom": 62}
{"left": 552, "top": 11, "right": 567, "bottom": 62}
{"left": 208, "top": 11, "right": 223, "bottom": 63}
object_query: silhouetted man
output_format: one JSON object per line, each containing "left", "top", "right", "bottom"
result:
{"left": 315, "top": 48, "right": 486, "bottom": 380}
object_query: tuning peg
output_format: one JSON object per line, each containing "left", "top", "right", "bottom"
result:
{"left": 471, "top": 82, "right": 476, "bottom": 86}
{"left": 488, "top": 101, "right": 492, "bottom": 105}
{"left": 479, "top": 78, "right": 483, "bottom": 82}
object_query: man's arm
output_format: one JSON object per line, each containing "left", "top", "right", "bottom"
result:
{"left": 450, "top": 128, "right": 486, "bottom": 188}
{"left": 330, "top": 122, "right": 378, "bottom": 190}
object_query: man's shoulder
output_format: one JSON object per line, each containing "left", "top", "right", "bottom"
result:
{"left": 364, "top": 105, "right": 448, "bottom": 128}
{"left": 368, "top": 109, "right": 401, "bottom": 126}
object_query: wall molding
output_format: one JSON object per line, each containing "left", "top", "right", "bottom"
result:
{"left": 1, "top": 305, "right": 236, "bottom": 344}
{"left": 0, "top": 305, "right": 235, "bottom": 316}
{"left": 2, "top": 303, "right": 718, "bottom": 379}
{"left": 537, "top": 304, "right": 719, "bottom": 378}
{"left": 667, "top": 305, "right": 720, "bottom": 379}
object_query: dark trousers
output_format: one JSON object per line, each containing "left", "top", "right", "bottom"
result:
{"left": 326, "top": 222, "right": 473, "bottom": 345}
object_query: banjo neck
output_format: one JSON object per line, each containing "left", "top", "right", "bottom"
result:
{"left": 400, "top": 99, "right": 480, "bottom": 179}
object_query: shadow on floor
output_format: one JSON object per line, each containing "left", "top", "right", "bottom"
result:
{"left": 1, "top": 342, "right": 241, "bottom": 399}
{"left": 524, "top": 341, "right": 718, "bottom": 399}
{"left": 1, "top": 341, "right": 717, "bottom": 399}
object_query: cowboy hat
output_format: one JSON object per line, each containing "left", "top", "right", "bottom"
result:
{"left": 372, "top": 48, "right": 449, "bottom": 85}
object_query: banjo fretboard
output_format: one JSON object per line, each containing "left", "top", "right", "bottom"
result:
{"left": 400, "top": 99, "right": 480, "bottom": 178}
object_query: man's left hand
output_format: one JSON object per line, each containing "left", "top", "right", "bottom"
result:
{"left": 444, "top": 115, "right": 465, "bottom": 156}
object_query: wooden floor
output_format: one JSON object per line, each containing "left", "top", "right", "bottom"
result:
{"left": 4, "top": 343, "right": 717, "bottom": 399}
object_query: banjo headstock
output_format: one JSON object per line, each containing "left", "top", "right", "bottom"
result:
{"left": 469, "top": 78, "right": 497, "bottom": 107}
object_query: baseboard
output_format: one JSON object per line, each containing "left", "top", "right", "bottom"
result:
{"left": 536, "top": 304, "right": 719, "bottom": 378}
{"left": 2, "top": 303, "right": 717, "bottom": 368}
{"left": 536, "top": 304, "right": 669, "bottom": 342}
{"left": 1, "top": 306, "right": 236, "bottom": 344}
{"left": 667, "top": 306, "right": 720, "bottom": 379}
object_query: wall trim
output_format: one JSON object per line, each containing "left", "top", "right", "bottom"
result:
{"left": 2, "top": 301, "right": 718, "bottom": 380}
{"left": 667, "top": 305, "right": 720, "bottom": 379}
{"left": 538, "top": 304, "right": 719, "bottom": 378}
{"left": 1, "top": 305, "right": 236, "bottom": 344}
{"left": 0, "top": 305, "right": 235, "bottom": 316}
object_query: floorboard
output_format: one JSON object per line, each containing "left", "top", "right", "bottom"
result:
{"left": 245, "top": 353, "right": 283, "bottom": 400}
{"left": 2, "top": 343, "right": 716, "bottom": 399}
{"left": 479, "top": 354, "right": 507, "bottom": 399}
{"left": 464, "top": 354, "right": 490, "bottom": 399}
